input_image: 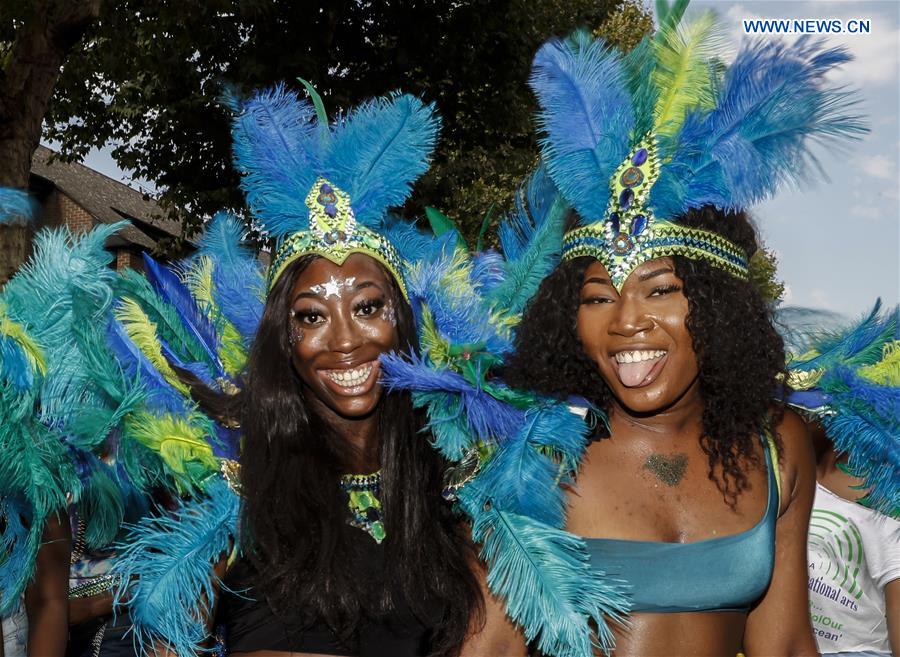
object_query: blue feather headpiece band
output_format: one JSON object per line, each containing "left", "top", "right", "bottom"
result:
{"left": 229, "top": 83, "right": 440, "bottom": 299}
{"left": 530, "top": 17, "right": 866, "bottom": 290}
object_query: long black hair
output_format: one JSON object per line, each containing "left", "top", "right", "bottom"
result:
{"left": 182, "top": 255, "right": 481, "bottom": 655}
{"left": 504, "top": 207, "right": 786, "bottom": 504}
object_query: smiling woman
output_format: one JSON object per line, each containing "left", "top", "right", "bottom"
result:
{"left": 193, "top": 82, "right": 492, "bottom": 657}
{"left": 218, "top": 246, "right": 480, "bottom": 657}
{"left": 500, "top": 5, "right": 864, "bottom": 655}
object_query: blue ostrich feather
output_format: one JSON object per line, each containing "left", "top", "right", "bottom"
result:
{"left": 328, "top": 93, "right": 440, "bottom": 226}
{"left": 490, "top": 166, "right": 567, "bottom": 316}
{"left": 106, "top": 319, "right": 186, "bottom": 414}
{"left": 822, "top": 409, "right": 899, "bottom": 516}
{"left": 194, "top": 212, "right": 264, "bottom": 343}
{"left": 115, "top": 269, "right": 212, "bottom": 369}
{"left": 381, "top": 352, "right": 524, "bottom": 444}
{"left": 0, "top": 187, "right": 35, "bottom": 225}
{"left": 0, "top": 333, "right": 36, "bottom": 391}
{"left": 468, "top": 250, "right": 506, "bottom": 296}
{"left": 142, "top": 253, "right": 225, "bottom": 379}
{"left": 228, "top": 84, "right": 323, "bottom": 239}
{"left": 822, "top": 366, "right": 900, "bottom": 423}
{"left": 405, "top": 245, "right": 506, "bottom": 353}
{"left": 112, "top": 478, "right": 239, "bottom": 656}
{"left": 653, "top": 37, "right": 866, "bottom": 218}
{"left": 382, "top": 213, "right": 443, "bottom": 267}
{"left": 458, "top": 485, "right": 630, "bottom": 657}
{"left": 530, "top": 30, "right": 634, "bottom": 222}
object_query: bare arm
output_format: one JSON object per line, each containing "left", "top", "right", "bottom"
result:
{"left": 885, "top": 578, "right": 900, "bottom": 656}
{"left": 743, "top": 410, "right": 819, "bottom": 657}
{"left": 69, "top": 590, "right": 113, "bottom": 626}
{"left": 25, "top": 513, "right": 71, "bottom": 657}
{"left": 458, "top": 559, "right": 527, "bottom": 657}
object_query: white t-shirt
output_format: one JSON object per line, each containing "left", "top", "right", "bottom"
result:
{"left": 807, "top": 483, "right": 900, "bottom": 654}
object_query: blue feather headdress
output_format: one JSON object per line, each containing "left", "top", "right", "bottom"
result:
{"left": 229, "top": 83, "right": 440, "bottom": 297}
{"left": 530, "top": 15, "right": 866, "bottom": 290}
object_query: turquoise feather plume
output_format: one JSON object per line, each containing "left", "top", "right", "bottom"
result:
{"left": 489, "top": 166, "right": 568, "bottom": 318}
{"left": 459, "top": 484, "right": 629, "bottom": 657}
{"left": 111, "top": 479, "right": 240, "bottom": 656}
{"left": 0, "top": 187, "right": 34, "bottom": 225}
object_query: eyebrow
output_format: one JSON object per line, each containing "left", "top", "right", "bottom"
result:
{"left": 583, "top": 276, "right": 613, "bottom": 287}
{"left": 637, "top": 266, "right": 674, "bottom": 282}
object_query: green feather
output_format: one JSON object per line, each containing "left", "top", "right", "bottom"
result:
{"left": 122, "top": 411, "right": 220, "bottom": 495}
{"left": 652, "top": 10, "right": 721, "bottom": 138}
{"left": 858, "top": 341, "right": 900, "bottom": 386}
{"left": 298, "top": 77, "right": 328, "bottom": 126}
{"left": 184, "top": 256, "right": 246, "bottom": 377}
{"left": 113, "top": 298, "right": 191, "bottom": 396}
{"left": 115, "top": 270, "right": 210, "bottom": 367}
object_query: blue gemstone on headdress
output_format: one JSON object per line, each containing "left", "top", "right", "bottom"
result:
{"left": 324, "top": 203, "right": 338, "bottom": 217}
{"left": 609, "top": 212, "right": 620, "bottom": 235}
{"left": 320, "top": 183, "right": 333, "bottom": 193}
{"left": 619, "top": 188, "right": 634, "bottom": 209}
{"left": 632, "top": 148, "right": 648, "bottom": 166}
{"left": 631, "top": 214, "right": 647, "bottom": 236}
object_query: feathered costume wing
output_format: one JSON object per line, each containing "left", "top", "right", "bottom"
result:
{"left": 781, "top": 302, "right": 899, "bottom": 516}
{"left": 0, "top": 183, "right": 258, "bottom": 648}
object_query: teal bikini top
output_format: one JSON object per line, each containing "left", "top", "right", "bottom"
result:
{"left": 585, "top": 436, "right": 781, "bottom": 614}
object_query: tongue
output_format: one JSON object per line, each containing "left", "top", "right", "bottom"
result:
{"left": 617, "top": 358, "right": 658, "bottom": 387}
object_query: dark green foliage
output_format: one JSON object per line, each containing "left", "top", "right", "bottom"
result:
{"left": 32, "top": 0, "right": 651, "bottom": 247}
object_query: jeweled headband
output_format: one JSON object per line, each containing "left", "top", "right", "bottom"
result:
{"left": 229, "top": 83, "right": 441, "bottom": 300}
{"left": 560, "top": 137, "right": 748, "bottom": 289}
{"left": 266, "top": 178, "right": 407, "bottom": 298}
{"left": 531, "top": 15, "right": 865, "bottom": 290}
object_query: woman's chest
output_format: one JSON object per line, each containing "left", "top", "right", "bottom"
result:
{"left": 565, "top": 438, "right": 771, "bottom": 543}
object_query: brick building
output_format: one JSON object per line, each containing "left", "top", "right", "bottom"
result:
{"left": 23, "top": 145, "right": 185, "bottom": 273}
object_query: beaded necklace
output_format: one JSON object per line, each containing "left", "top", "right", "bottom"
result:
{"left": 340, "top": 471, "right": 385, "bottom": 543}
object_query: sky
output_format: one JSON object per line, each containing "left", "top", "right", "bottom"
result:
{"left": 59, "top": 0, "right": 899, "bottom": 319}
{"left": 691, "top": 0, "right": 900, "bottom": 318}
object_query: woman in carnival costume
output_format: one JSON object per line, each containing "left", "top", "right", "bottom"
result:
{"left": 99, "top": 82, "right": 548, "bottom": 657}
{"left": 492, "top": 3, "right": 868, "bottom": 654}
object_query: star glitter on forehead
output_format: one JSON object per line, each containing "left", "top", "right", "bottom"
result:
{"left": 311, "top": 276, "right": 356, "bottom": 300}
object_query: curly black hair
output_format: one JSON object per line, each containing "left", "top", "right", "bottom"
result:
{"left": 504, "top": 206, "right": 787, "bottom": 504}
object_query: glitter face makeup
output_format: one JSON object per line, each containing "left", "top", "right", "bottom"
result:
{"left": 310, "top": 275, "right": 357, "bottom": 300}
{"left": 288, "top": 321, "right": 304, "bottom": 345}
{"left": 382, "top": 299, "right": 397, "bottom": 327}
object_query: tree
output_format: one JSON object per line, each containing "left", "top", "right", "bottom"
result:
{"left": 43, "top": 0, "right": 652, "bottom": 246}
{"left": 0, "top": 0, "right": 100, "bottom": 280}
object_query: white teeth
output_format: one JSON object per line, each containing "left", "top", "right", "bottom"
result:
{"left": 613, "top": 350, "right": 666, "bottom": 364}
{"left": 326, "top": 364, "right": 373, "bottom": 388}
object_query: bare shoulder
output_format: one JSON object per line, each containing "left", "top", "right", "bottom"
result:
{"left": 771, "top": 406, "right": 816, "bottom": 511}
